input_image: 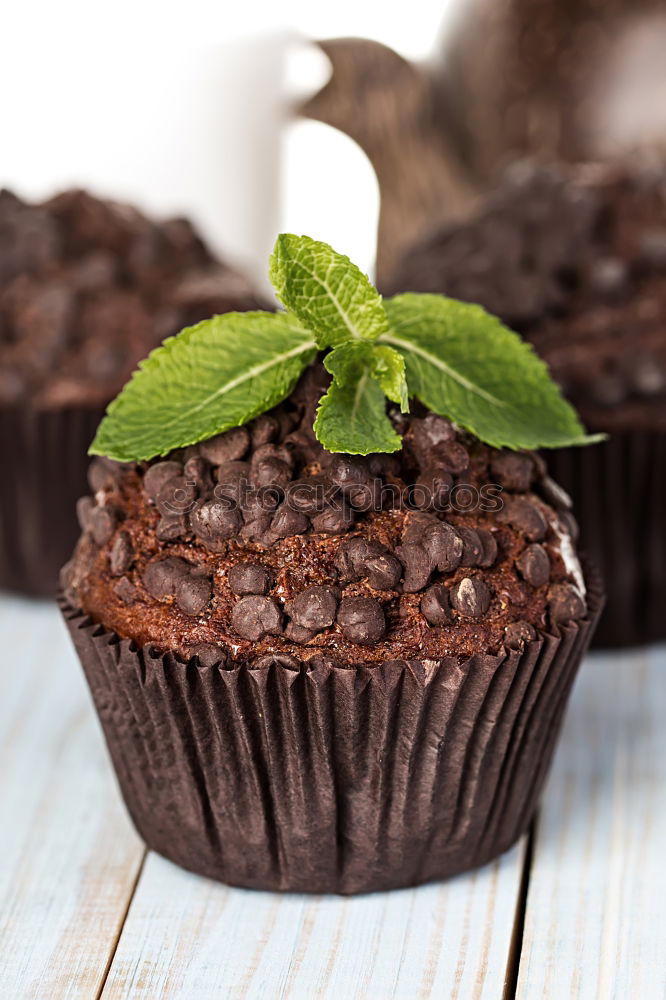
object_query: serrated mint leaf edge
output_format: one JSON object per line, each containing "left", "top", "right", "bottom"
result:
{"left": 89, "top": 311, "right": 317, "bottom": 461}
{"left": 269, "top": 233, "right": 388, "bottom": 349}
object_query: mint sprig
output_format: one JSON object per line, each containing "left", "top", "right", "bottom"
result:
{"left": 90, "top": 234, "right": 604, "bottom": 461}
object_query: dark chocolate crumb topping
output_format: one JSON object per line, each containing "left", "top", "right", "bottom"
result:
{"left": 65, "top": 364, "right": 588, "bottom": 664}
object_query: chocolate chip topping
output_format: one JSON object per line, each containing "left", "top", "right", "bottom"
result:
{"left": 143, "top": 461, "right": 183, "bottom": 502}
{"left": 67, "top": 366, "right": 589, "bottom": 663}
{"left": 516, "top": 544, "right": 550, "bottom": 588}
{"left": 287, "top": 585, "right": 339, "bottom": 630}
{"left": 89, "top": 506, "right": 118, "bottom": 546}
{"left": 188, "top": 642, "right": 227, "bottom": 667}
{"left": 228, "top": 563, "right": 271, "bottom": 596}
{"left": 231, "top": 596, "right": 283, "bottom": 641}
{"left": 142, "top": 556, "right": 190, "bottom": 599}
{"left": 175, "top": 573, "right": 212, "bottom": 616}
{"left": 504, "top": 621, "right": 537, "bottom": 649}
{"left": 490, "top": 451, "right": 535, "bottom": 492}
{"left": 420, "top": 584, "right": 453, "bottom": 626}
{"left": 109, "top": 531, "right": 133, "bottom": 576}
{"left": 337, "top": 596, "right": 386, "bottom": 645}
{"left": 199, "top": 427, "right": 250, "bottom": 464}
{"left": 499, "top": 497, "right": 547, "bottom": 541}
{"left": 450, "top": 577, "right": 492, "bottom": 617}
{"left": 190, "top": 501, "right": 242, "bottom": 547}
{"left": 548, "top": 583, "right": 586, "bottom": 625}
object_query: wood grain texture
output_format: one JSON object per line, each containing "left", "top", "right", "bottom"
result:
{"left": 0, "top": 598, "right": 144, "bottom": 1000}
{"left": 102, "top": 842, "right": 526, "bottom": 999}
{"left": 516, "top": 643, "right": 666, "bottom": 999}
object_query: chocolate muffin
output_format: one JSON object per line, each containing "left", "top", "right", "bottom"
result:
{"left": 385, "top": 162, "right": 666, "bottom": 646}
{"left": 61, "top": 366, "right": 602, "bottom": 893}
{"left": 0, "top": 188, "right": 265, "bottom": 595}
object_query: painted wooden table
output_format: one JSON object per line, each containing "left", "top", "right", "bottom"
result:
{"left": 0, "top": 595, "right": 664, "bottom": 999}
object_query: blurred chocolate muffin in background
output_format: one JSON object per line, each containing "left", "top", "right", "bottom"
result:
{"left": 0, "top": 188, "right": 267, "bottom": 597}
{"left": 384, "top": 162, "right": 666, "bottom": 647}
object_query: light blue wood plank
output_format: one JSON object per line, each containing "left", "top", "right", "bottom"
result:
{"left": 517, "top": 644, "right": 666, "bottom": 999}
{"left": 102, "top": 840, "right": 526, "bottom": 999}
{"left": 0, "top": 597, "right": 144, "bottom": 1000}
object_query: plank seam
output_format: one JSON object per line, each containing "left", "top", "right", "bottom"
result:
{"left": 503, "top": 818, "right": 536, "bottom": 1000}
{"left": 95, "top": 847, "right": 148, "bottom": 1000}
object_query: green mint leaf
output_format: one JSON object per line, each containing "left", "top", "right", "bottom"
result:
{"left": 381, "top": 294, "right": 606, "bottom": 450}
{"left": 269, "top": 233, "right": 388, "bottom": 349}
{"left": 371, "top": 344, "right": 410, "bottom": 412}
{"left": 314, "top": 343, "right": 402, "bottom": 455}
{"left": 90, "top": 312, "right": 317, "bottom": 462}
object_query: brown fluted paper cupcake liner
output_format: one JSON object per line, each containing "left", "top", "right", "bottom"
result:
{"left": 60, "top": 567, "right": 603, "bottom": 895}
{"left": 546, "top": 432, "right": 665, "bottom": 648}
{"left": 0, "top": 405, "right": 104, "bottom": 597}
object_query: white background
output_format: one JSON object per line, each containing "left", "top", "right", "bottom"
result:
{"left": 0, "top": 0, "right": 458, "bottom": 287}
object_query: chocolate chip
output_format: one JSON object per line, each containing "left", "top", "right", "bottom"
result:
{"left": 489, "top": 450, "right": 535, "bottom": 492}
{"left": 285, "top": 478, "right": 328, "bottom": 515}
{"left": 253, "top": 443, "right": 296, "bottom": 470}
{"left": 156, "top": 514, "right": 189, "bottom": 541}
{"left": 504, "top": 621, "right": 537, "bottom": 649}
{"left": 109, "top": 531, "right": 133, "bottom": 575}
{"left": 477, "top": 529, "right": 498, "bottom": 567}
{"left": 199, "top": 427, "right": 250, "bottom": 464}
{"left": 114, "top": 577, "right": 138, "bottom": 605}
{"left": 90, "top": 506, "right": 118, "bottom": 546}
{"left": 87, "top": 457, "right": 122, "bottom": 493}
{"left": 240, "top": 515, "right": 274, "bottom": 542}
{"left": 431, "top": 441, "right": 469, "bottom": 475}
{"left": 337, "top": 596, "right": 386, "bottom": 645}
{"left": 269, "top": 504, "right": 310, "bottom": 538}
{"left": 231, "top": 596, "right": 283, "bottom": 640}
{"left": 336, "top": 538, "right": 402, "bottom": 590}
{"left": 450, "top": 577, "right": 491, "bottom": 617}
{"left": 411, "top": 414, "right": 455, "bottom": 453}
{"left": 188, "top": 642, "right": 226, "bottom": 667}
{"left": 76, "top": 496, "right": 94, "bottom": 532}
{"left": 539, "top": 475, "right": 573, "bottom": 510}
{"left": 284, "top": 621, "right": 318, "bottom": 644}
{"left": 500, "top": 497, "right": 547, "bottom": 541}
{"left": 183, "top": 456, "right": 212, "bottom": 488}
{"left": 287, "top": 585, "right": 339, "bottom": 630}
{"left": 228, "top": 563, "right": 271, "bottom": 596}
{"left": 175, "top": 573, "right": 212, "bottom": 616}
{"left": 516, "top": 544, "right": 550, "bottom": 587}
{"left": 311, "top": 505, "right": 353, "bottom": 535}
{"left": 458, "top": 526, "right": 483, "bottom": 567}
{"left": 421, "top": 521, "right": 463, "bottom": 572}
{"left": 396, "top": 543, "right": 432, "bottom": 593}
{"left": 156, "top": 476, "right": 198, "bottom": 517}
{"left": 250, "top": 414, "right": 279, "bottom": 446}
{"left": 143, "top": 460, "right": 183, "bottom": 502}
{"left": 190, "top": 501, "right": 242, "bottom": 546}
{"left": 548, "top": 584, "right": 586, "bottom": 624}
{"left": 329, "top": 455, "right": 371, "bottom": 490}
{"left": 251, "top": 653, "right": 300, "bottom": 671}
{"left": 420, "top": 584, "right": 453, "bottom": 626}
{"left": 142, "top": 556, "right": 190, "bottom": 599}
{"left": 215, "top": 461, "right": 250, "bottom": 505}
{"left": 413, "top": 469, "right": 453, "bottom": 511}
{"left": 251, "top": 457, "right": 292, "bottom": 490}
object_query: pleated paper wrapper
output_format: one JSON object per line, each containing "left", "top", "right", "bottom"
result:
{"left": 61, "top": 568, "right": 603, "bottom": 895}
{"left": 0, "top": 405, "right": 104, "bottom": 596}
